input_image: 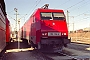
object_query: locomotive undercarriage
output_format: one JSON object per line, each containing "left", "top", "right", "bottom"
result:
{"left": 29, "top": 37, "right": 70, "bottom": 52}
{"left": 37, "top": 37, "right": 70, "bottom": 52}
{"left": 38, "top": 44, "right": 63, "bottom": 53}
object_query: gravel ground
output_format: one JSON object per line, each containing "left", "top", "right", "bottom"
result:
{"left": 63, "top": 43, "right": 90, "bottom": 59}
{"left": 43, "top": 43, "right": 90, "bottom": 60}
{"left": 0, "top": 39, "right": 53, "bottom": 60}
{"left": 1, "top": 39, "right": 90, "bottom": 60}
{"left": 1, "top": 50, "right": 53, "bottom": 60}
{"left": 67, "top": 43, "right": 90, "bottom": 52}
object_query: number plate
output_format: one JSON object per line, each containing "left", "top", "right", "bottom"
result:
{"left": 48, "top": 32, "right": 61, "bottom": 36}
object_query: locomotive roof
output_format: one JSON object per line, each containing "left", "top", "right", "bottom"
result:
{"left": 31, "top": 8, "right": 64, "bottom": 16}
{"left": 29, "top": 8, "right": 64, "bottom": 20}
{"left": 37, "top": 8, "right": 64, "bottom": 12}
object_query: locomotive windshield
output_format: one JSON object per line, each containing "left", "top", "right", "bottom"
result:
{"left": 53, "top": 13, "right": 65, "bottom": 20}
{"left": 40, "top": 12, "right": 65, "bottom": 20}
{"left": 40, "top": 12, "right": 52, "bottom": 20}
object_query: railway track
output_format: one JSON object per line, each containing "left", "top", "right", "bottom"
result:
{"left": 42, "top": 48, "right": 90, "bottom": 60}
{"left": 43, "top": 51, "right": 74, "bottom": 60}
{"left": 58, "top": 52, "right": 90, "bottom": 60}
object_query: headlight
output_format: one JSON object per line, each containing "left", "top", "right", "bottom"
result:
{"left": 44, "top": 33, "right": 47, "bottom": 35}
{"left": 62, "top": 33, "right": 66, "bottom": 35}
{"left": 42, "top": 33, "right": 45, "bottom": 35}
{"left": 63, "top": 33, "right": 66, "bottom": 35}
{"left": 42, "top": 33, "right": 47, "bottom": 36}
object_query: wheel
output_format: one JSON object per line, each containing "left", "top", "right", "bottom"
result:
{"left": 30, "top": 41, "right": 35, "bottom": 48}
{"left": 64, "top": 44, "right": 67, "bottom": 47}
{"left": 37, "top": 42, "right": 41, "bottom": 49}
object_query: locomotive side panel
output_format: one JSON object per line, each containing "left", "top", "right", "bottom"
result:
{"left": 35, "top": 10, "right": 41, "bottom": 44}
{"left": 20, "top": 27, "right": 24, "bottom": 39}
{"left": 21, "top": 16, "right": 35, "bottom": 44}
{"left": 6, "top": 18, "right": 11, "bottom": 44}
{"left": 26, "top": 17, "right": 34, "bottom": 43}
{"left": 22, "top": 24, "right": 27, "bottom": 39}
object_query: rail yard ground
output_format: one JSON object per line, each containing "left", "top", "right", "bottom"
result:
{"left": 0, "top": 35, "right": 90, "bottom": 60}
{"left": 0, "top": 39, "right": 53, "bottom": 60}
{"left": 69, "top": 32, "right": 90, "bottom": 44}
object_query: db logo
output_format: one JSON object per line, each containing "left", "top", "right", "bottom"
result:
{"left": 53, "top": 23, "right": 55, "bottom": 25}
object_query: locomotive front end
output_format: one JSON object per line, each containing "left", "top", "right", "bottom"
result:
{"left": 39, "top": 10, "right": 70, "bottom": 52}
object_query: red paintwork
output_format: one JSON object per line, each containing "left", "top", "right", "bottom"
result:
{"left": 40, "top": 20, "right": 68, "bottom": 33}
{"left": 6, "top": 17, "right": 11, "bottom": 43}
{"left": 21, "top": 8, "right": 68, "bottom": 44}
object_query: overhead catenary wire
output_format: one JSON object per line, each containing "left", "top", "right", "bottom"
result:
{"left": 6, "top": 10, "right": 14, "bottom": 14}
{"left": 65, "top": 0, "right": 85, "bottom": 11}
{"left": 58, "top": 0, "right": 90, "bottom": 18}
{"left": 69, "top": 10, "right": 90, "bottom": 30}
{"left": 75, "top": 10, "right": 90, "bottom": 17}
{"left": 74, "top": 16, "right": 90, "bottom": 23}
{"left": 66, "top": 0, "right": 90, "bottom": 22}
{"left": 14, "top": 0, "right": 42, "bottom": 26}
{"left": 25, "top": 0, "right": 42, "bottom": 20}
{"left": 64, "top": 0, "right": 90, "bottom": 31}
{"left": 57, "top": 0, "right": 87, "bottom": 18}
{"left": 70, "top": 0, "right": 90, "bottom": 12}
{"left": 69, "top": 10, "right": 90, "bottom": 27}
{"left": 18, "top": 14, "right": 27, "bottom": 21}
{"left": 29, "top": 0, "right": 41, "bottom": 14}
{"left": 56, "top": 0, "right": 71, "bottom": 8}
{"left": 61, "top": 0, "right": 90, "bottom": 17}
{"left": 7, "top": 14, "right": 16, "bottom": 21}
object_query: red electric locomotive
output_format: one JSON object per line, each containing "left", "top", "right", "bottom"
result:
{"left": 20, "top": 4, "right": 70, "bottom": 52}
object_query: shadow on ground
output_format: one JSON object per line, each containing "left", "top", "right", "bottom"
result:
{"left": 0, "top": 39, "right": 53, "bottom": 60}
